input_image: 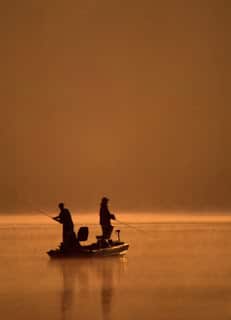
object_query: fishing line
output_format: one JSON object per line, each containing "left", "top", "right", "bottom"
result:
{"left": 115, "top": 218, "right": 151, "bottom": 234}
{"left": 114, "top": 218, "right": 161, "bottom": 242}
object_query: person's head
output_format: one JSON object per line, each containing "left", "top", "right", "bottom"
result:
{"left": 101, "top": 197, "right": 109, "bottom": 206}
{"left": 58, "top": 202, "right": 64, "bottom": 210}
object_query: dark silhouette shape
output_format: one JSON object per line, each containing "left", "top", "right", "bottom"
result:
{"left": 77, "top": 226, "right": 89, "bottom": 242}
{"left": 99, "top": 197, "right": 116, "bottom": 240}
{"left": 53, "top": 203, "right": 76, "bottom": 250}
{"left": 115, "top": 229, "right": 121, "bottom": 242}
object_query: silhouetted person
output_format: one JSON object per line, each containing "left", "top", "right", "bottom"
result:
{"left": 53, "top": 203, "right": 76, "bottom": 250}
{"left": 99, "top": 197, "right": 116, "bottom": 239}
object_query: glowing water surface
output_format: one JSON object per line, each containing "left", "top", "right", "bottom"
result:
{"left": 0, "top": 212, "right": 231, "bottom": 320}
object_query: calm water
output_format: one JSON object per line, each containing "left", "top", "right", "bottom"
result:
{"left": 1, "top": 214, "right": 231, "bottom": 320}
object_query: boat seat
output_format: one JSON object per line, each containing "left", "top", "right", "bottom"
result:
{"left": 77, "top": 227, "right": 89, "bottom": 241}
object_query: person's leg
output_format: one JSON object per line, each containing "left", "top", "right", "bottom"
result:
{"left": 103, "top": 225, "right": 113, "bottom": 239}
{"left": 102, "top": 225, "right": 107, "bottom": 239}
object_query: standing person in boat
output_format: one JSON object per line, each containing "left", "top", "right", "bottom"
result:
{"left": 99, "top": 197, "right": 116, "bottom": 239}
{"left": 53, "top": 203, "right": 76, "bottom": 250}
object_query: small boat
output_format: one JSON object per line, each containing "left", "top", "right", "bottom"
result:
{"left": 47, "top": 227, "right": 129, "bottom": 259}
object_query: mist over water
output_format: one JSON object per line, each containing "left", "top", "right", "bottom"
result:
{"left": 1, "top": 211, "right": 231, "bottom": 225}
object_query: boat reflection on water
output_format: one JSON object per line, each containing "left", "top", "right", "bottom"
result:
{"left": 49, "top": 257, "right": 128, "bottom": 320}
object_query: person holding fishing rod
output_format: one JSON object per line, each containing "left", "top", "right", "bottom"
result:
{"left": 99, "top": 197, "right": 116, "bottom": 240}
{"left": 53, "top": 202, "right": 77, "bottom": 250}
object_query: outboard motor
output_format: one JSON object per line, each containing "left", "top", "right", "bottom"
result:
{"left": 77, "top": 227, "right": 89, "bottom": 242}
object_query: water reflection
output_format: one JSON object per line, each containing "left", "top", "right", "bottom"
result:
{"left": 98, "top": 258, "right": 127, "bottom": 320}
{"left": 49, "top": 257, "right": 127, "bottom": 320}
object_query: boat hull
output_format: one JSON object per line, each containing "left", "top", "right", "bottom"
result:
{"left": 47, "top": 242, "right": 129, "bottom": 259}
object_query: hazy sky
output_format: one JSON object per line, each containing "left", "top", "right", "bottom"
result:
{"left": 1, "top": 1, "right": 230, "bottom": 213}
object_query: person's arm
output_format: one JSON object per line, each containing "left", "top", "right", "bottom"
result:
{"left": 53, "top": 215, "right": 62, "bottom": 223}
{"left": 110, "top": 213, "right": 116, "bottom": 220}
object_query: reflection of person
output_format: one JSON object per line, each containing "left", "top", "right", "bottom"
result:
{"left": 56, "top": 260, "right": 89, "bottom": 320}
{"left": 101, "top": 263, "right": 114, "bottom": 320}
{"left": 49, "top": 254, "right": 127, "bottom": 320}
{"left": 53, "top": 203, "right": 76, "bottom": 249}
{"left": 99, "top": 197, "right": 116, "bottom": 239}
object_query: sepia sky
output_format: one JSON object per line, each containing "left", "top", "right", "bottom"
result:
{"left": 0, "top": 0, "right": 230, "bottom": 213}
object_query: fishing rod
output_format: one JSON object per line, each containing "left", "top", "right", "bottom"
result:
{"left": 33, "top": 207, "right": 53, "bottom": 219}
{"left": 23, "top": 199, "right": 53, "bottom": 219}
{"left": 115, "top": 218, "right": 148, "bottom": 234}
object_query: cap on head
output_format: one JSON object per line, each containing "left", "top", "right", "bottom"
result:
{"left": 101, "top": 197, "right": 109, "bottom": 203}
{"left": 58, "top": 202, "right": 64, "bottom": 209}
